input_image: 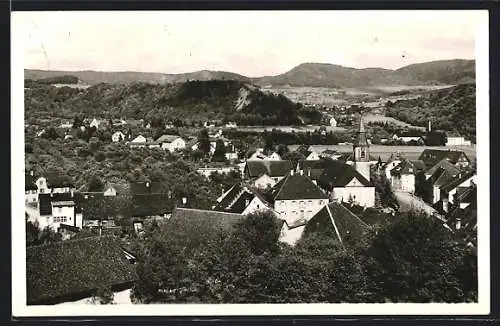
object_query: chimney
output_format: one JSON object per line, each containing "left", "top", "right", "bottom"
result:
{"left": 290, "top": 169, "right": 294, "bottom": 176}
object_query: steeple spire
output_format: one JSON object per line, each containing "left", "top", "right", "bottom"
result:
{"left": 359, "top": 116, "right": 365, "bottom": 133}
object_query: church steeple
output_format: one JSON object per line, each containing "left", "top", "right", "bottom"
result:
{"left": 353, "top": 116, "right": 369, "bottom": 162}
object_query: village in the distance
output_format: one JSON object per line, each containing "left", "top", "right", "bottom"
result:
{"left": 23, "top": 58, "right": 478, "bottom": 306}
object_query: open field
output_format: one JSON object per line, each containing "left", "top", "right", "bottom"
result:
{"left": 289, "top": 144, "right": 476, "bottom": 162}
{"left": 362, "top": 113, "right": 426, "bottom": 130}
{"left": 237, "top": 125, "right": 347, "bottom": 133}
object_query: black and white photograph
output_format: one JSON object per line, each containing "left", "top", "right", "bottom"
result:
{"left": 11, "top": 10, "right": 489, "bottom": 316}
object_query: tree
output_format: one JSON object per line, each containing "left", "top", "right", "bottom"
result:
{"left": 88, "top": 175, "right": 105, "bottom": 192}
{"left": 198, "top": 129, "right": 211, "bottom": 157}
{"left": 364, "top": 211, "right": 476, "bottom": 302}
{"left": 276, "top": 144, "right": 290, "bottom": 158}
{"left": 88, "top": 286, "right": 115, "bottom": 304}
{"left": 233, "top": 211, "right": 282, "bottom": 256}
{"left": 212, "top": 139, "right": 227, "bottom": 162}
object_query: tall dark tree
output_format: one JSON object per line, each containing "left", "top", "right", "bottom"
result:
{"left": 212, "top": 139, "right": 227, "bottom": 162}
{"left": 198, "top": 129, "right": 211, "bottom": 157}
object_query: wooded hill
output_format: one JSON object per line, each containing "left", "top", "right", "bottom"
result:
{"left": 25, "top": 59, "right": 474, "bottom": 88}
{"left": 25, "top": 80, "right": 315, "bottom": 125}
{"left": 385, "top": 83, "right": 476, "bottom": 142}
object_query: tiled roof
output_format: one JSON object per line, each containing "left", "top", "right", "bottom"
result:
{"left": 317, "top": 160, "right": 371, "bottom": 190}
{"left": 304, "top": 202, "right": 370, "bottom": 247}
{"left": 156, "top": 134, "right": 182, "bottom": 143}
{"left": 440, "top": 170, "right": 476, "bottom": 193}
{"left": 39, "top": 193, "right": 83, "bottom": 215}
{"left": 214, "top": 183, "right": 273, "bottom": 214}
{"left": 390, "top": 160, "right": 417, "bottom": 176}
{"left": 26, "top": 236, "right": 136, "bottom": 305}
{"left": 418, "top": 149, "right": 469, "bottom": 168}
{"left": 245, "top": 160, "right": 293, "bottom": 178}
{"left": 296, "top": 160, "right": 328, "bottom": 180}
{"left": 428, "top": 167, "right": 458, "bottom": 188}
{"left": 270, "top": 174, "right": 329, "bottom": 201}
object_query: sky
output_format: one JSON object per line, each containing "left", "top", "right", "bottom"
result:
{"left": 13, "top": 10, "right": 486, "bottom": 77}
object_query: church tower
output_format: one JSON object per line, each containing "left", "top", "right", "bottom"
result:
{"left": 353, "top": 116, "right": 371, "bottom": 181}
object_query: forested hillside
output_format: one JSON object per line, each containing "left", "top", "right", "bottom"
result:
{"left": 385, "top": 83, "right": 476, "bottom": 142}
{"left": 25, "top": 80, "right": 310, "bottom": 125}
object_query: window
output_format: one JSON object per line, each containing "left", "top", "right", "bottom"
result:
{"left": 300, "top": 201, "right": 305, "bottom": 206}
{"left": 319, "top": 200, "right": 323, "bottom": 205}
{"left": 292, "top": 201, "right": 296, "bottom": 205}
{"left": 54, "top": 216, "right": 68, "bottom": 223}
{"left": 300, "top": 210, "right": 304, "bottom": 218}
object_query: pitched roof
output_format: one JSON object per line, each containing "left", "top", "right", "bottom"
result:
{"left": 317, "top": 160, "right": 371, "bottom": 190}
{"left": 245, "top": 160, "right": 293, "bottom": 178}
{"left": 296, "top": 160, "right": 328, "bottom": 180}
{"left": 213, "top": 183, "right": 272, "bottom": 214}
{"left": 354, "top": 118, "right": 369, "bottom": 147}
{"left": 428, "top": 167, "right": 458, "bottom": 188}
{"left": 269, "top": 174, "right": 329, "bottom": 201}
{"left": 418, "top": 149, "right": 469, "bottom": 168}
{"left": 39, "top": 193, "right": 83, "bottom": 215}
{"left": 26, "top": 236, "right": 136, "bottom": 305}
{"left": 156, "top": 134, "right": 182, "bottom": 143}
{"left": 425, "top": 158, "right": 461, "bottom": 176}
{"left": 166, "top": 208, "right": 244, "bottom": 247}
{"left": 440, "top": 170, "right": 476, "bottom": 193}
{"left": 390, "top": 160, "right": 417, "bottom": 176}
{"left": 303, "top": 202, "right": 370, "bottom": 247}
{"left": 410, "top": 160, "right": 427, "bottom": 172}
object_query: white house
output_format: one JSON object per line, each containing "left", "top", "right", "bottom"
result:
{"left": 269, "top": 172, "right": 329, "bottom": 226}
{"left": 156, "top": 135, "right": 186, "bottom": 153}
{"left": 446, "top": 137, "right": 472, "bottom": 146}
{"left": 131, "top": 135, "right": 147, "bottom": 143}
{"left": 244, "top": 160, "right": 293, "bottom": 188}
{"left": 440, "top": 170, "right": 477, "bottom": 206}
{"left": 103, "top": 185, "right": 118, "bottom": 197}
{"left": 267, "top": 152, "right": 282, "bottom": 161}
{"left": 390, "top": 160, "right": 416, "bottom": 193}
{"left": 306, "top": 151, "right": 321, "bottom": 161}
{"left": 213, "top": 183, "right": 275, "bottom": 215}
{"left": 34, "top": 192, "right": 83, "bottom": 231}
{"left": 90, "top": 118, "right": 100, "bottom": 129}
{"left": 329, "top": 117, "right": 337, "bottom": 127}
{"left": 112, "top": 131, "right": 125, "bottom": 142}
{"left": 384, "top": 159, "right": 402, "bottom": 180}
{"left": 253, "top": 173, "right": 276, "bottom": 189}
{"left": 196, "top": 165, "right": 240, "bottom": 178}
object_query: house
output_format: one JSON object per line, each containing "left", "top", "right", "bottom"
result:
{"left": 424, "top": 158, "right": 461, "bottom": 180}
{"left": 156, "top": 135, "right": 186, "bottom": 152}
{"left": 225, "top": 122, "right": 238, "bottom": 129}
{"left": 247, "top": 149, "right": 282, "bottom": 161}
{"left": 384, "top": 158, "right": 402, "bottom": 180}
{"left": 317, "top": 159, "right": 375, "bottom": 208}
{"left": 130, "top": 181, "right": 175, "bottom": 218}
{"left": 393, "top": 130, "right": 425, "bottom": 144}
{"left": 103, "top": 184, "right": 118, "bottom": 197}
{"left": 390, "top": 160, "right": 418, "bottom": 193}
{"left": 243, "top": 160, "right": 293, "bottom": 188}
{"left": 196, "top": 165, "right": 240, "bottom": 178}
{"left": 418, "top": 149, "right": 470, "bottom": 169}
{"left": 59, "top": 120, "right": 73, "bottom": 129}
{"left": 265, "top": 172, "right": 329, "bottom": 226}
{"left": 438, "top": 170, "right": 476, "bottom": 211}
{"left": 213, "top": 183, "right": 275, "bottom": 215}
{"left": 34, "top": 175, "right": 76, "bottom": 194}
{"left": 319, "top": 149, "right": 343, "bottom": 160}
{"left": 128, "top": 135, "right": 160, "bottom": 149}
{"left": 111, "top": 131, "right": 125, "bottom": 142}
{"left": 90, "top": 118, "right": 100, "bottom": 129}
{"left": 329, "top": 117, "right": 337, "bottom": 127}
{"left": 305, "top": 150, "right": 321, "bottom": 161}
{"left": 299, "top": 202, "right": 371, "bottom": 248}
{"left": 34, "top": 192, "right": 83, "bottom": 230}
{"left": 26, "top": 236, "right": 136, "bottom": 305}
{"left": 295, "top": 160, "right": 328, "bottom": 182}
{"left": 424, "top": 166, "right": 460, "bottom": 204}
{"left": 36, "top": 129, "right": 45, "bottom": 137}
{"left": 446, "top": 136, "right": 472, "bottom": 146}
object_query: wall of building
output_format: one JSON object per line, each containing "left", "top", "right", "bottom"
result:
{"left": 354, "top": 162, "right": 371, "bottom": 181}
{"left": 242, "top": 196, "right": 272, "bottom": 216}
{"left": 25, "top": 190, "right": 38, "bottom": 204}
{"left": 332, "top": 186, "right": 375, "bottom": 207}
{"left": 274, "top": 198, "right": 326, "bottom": 225}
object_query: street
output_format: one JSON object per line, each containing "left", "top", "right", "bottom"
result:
{"left": 394, "top": 190, "right": 446, "bottom": 221}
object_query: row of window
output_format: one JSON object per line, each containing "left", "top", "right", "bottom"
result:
{"left": 278, "top": 200, "right": 324, "bottom": 206}
{"left": 53, "top": 216, "right": 70, "bottom": 223}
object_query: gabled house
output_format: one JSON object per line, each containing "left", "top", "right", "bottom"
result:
{"left": 156, "top": 135, "right": 186, "bottom": 153}
{"left": 265, "top": 172, "right": 329, "bottom": 226}
{"left": 424, "top": 166, "right": 460, "bottom": 204}
{"left": 25, "top": 171, "right": 38, "bottom": 204}
{"left": 295, "top": 160, "right": 328, "bottom": 182}
{"left": 90, "top": 118, "right": 100, "bottom": 129}
{"left": 390, "top": 160, "right": 418, "bottom": 193}
{"left": 213, "top": 183, "right": 275, "bottom": 215}
{"left": 129, "top": 135, "right": 160, "bottom": 149}
{"left": 301, "top": 202, "right": 371, "bottom": 248}
{"left": 305, "top": 150, "right": 321, "bottom": 161}
{"left": 35, "top": 192, "right": 83, "bottom": 230}
{"left": 317, "top": 159, "right": 375, "bottom": 207}
{"left": 424, "top": 158, "right": 461, "bottom": 180}
{"left": 27, "top": 236, "right": 136, "bottom": 305}
{"left": 418, "top": 149, "right": 470, "bottom": 169}
{"left": 319, "top": 149, "right": 343, "bottom": 160}
{"left": 243, "top": 160, "right": 293, "bottom": 188}
{"left": 393, "top": 130, "right": 425, "bottom": 144}
{"left": 111, "top": 131, "right": 125, "bottom": 142}
{"left": 438, "top": 170, "right": 476, "bottom": 212}
{"left": 384, "top": 158, "right": 402, "bottom": 180}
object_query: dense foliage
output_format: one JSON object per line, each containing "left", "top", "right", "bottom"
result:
{"left": 385, "top": 83, "right": 476, "bottom": 142}
{"left": 25, "top": 80, "right": 316, "bottom": 126}
{"left": 130, "top": 210, "right": 477, "bottom": 304}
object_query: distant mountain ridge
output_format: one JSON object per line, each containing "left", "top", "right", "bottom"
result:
{"left": 25, "top": 59, "right": 475, "bottom": 88}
